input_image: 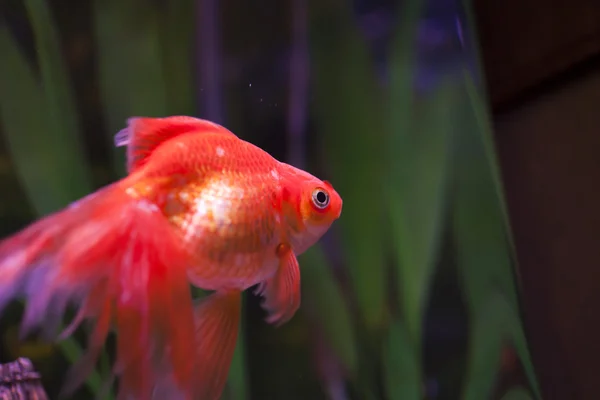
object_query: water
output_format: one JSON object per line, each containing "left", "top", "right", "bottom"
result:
{"left": 0, "top": 0, "right": 538, "bottom": 399}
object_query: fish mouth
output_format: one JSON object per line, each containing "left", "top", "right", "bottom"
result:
{"left": 335, "top": 200, "right": 343, "bottom": 219}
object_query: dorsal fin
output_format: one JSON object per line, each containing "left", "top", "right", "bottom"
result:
{"left": 114, "top": 116, "right": 236, "bottom": 173}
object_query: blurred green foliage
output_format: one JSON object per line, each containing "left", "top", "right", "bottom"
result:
{"left": 0, "top": 0, "right": 540, "bottom": 399}
{"left": 93, "top": 0, "right": 196, "bottom": 175}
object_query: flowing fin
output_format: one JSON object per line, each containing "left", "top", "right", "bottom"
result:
{"left": 148, "top": 290, "right": 242, "bottom": 400}
{"left": 192, "top": 290, "right": 241, "bottom": 400}
{"left": 255, "top": 243, "right": 301, "bottom": 326}
{"left": 114, "top": 116, "right": 236, "bottom": 173}
{"left": 0, "top": 181, "right": 196, "bottom": 399}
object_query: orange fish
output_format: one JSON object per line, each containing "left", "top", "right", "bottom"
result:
{"left": 0, "top": 116, "right": 343, "bottom": 400}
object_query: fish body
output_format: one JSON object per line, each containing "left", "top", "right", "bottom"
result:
{"left": 0, "top": 116, "right": 343, "bottom": 400}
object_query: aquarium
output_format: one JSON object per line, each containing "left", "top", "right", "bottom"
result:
{"left": 0, "top": 0, "right": 539, "bottom": 399}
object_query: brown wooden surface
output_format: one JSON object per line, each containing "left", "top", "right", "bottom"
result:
{"left": 478, "top": 3, "right": 600, "bottom": 397}
{"left": 494, "top": 67, "right": 600, "bottom": 400}
{"left": 474, "top": 0, "right": 600, "bottom": 106}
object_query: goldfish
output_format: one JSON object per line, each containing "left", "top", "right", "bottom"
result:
{"left": 0, "top": 116, "right": 343, "bottom": 400}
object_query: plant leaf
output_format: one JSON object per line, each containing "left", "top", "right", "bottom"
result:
{"left": 460, "top": 291, "right": 506, "bottom": 400}
{"left": 452, "top": 73, "right": 540, "bottom": 399}
{"left": 0, "top": 28, "right": 90, "bottom": 215}
{"left": 300, "top": 245, "right": 358, "bottom": 374}
{"left": 451, "top": 82, "right": 508, "bottom": 399}
{"left": 308, "top": 0, "right": 388, "bottom": 331}
{"left": 0, "top": 26, "right": 58, "bottom": 215}
{"left": 501, "top": 386, "right": 535, "bottom": 400}
{"left": 93, "top": 0, "right": 169, "bottom": 176}
{"left": 160, "top": 0, "right": 196, "bottom": 116}
{"left": 20, "top": 0, "right": 93, "bottom": 209}
{"left": 461, "top": 68, "right": 540, "bottom": 399}
{"left": 0, "top": 24, "right": 110, "bottom": 400}
{"left": 382, "top": 319, "right": 421, "bottom": 400}
{"left": 388, "top": 78, "right": 455, "bottom": 345}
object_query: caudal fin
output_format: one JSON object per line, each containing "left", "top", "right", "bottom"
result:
{"left": 0, "top": 183, "right": 196, "bottom": 399}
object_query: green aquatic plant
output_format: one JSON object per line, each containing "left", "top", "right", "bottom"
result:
{"left": 307, "top": 0, "right": 541, "bottom": 399}
{"left": 0, "top": 2, "right": 108, "bottom": 398}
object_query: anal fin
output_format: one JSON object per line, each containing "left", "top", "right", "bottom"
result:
{"left": 193, "top": 290, "right": 241, "bottom": 400}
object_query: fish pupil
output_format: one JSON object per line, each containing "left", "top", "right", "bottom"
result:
{"left": 316, "top": 191, "right": 327, "bottom": 203}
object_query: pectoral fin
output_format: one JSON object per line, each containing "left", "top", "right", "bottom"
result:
{"left": 255, "top": 243, "right": 301, "bottom": 326}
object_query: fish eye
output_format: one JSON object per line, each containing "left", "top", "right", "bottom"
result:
{"left": 311, "top": 188, "right": 330, "bottom": 209}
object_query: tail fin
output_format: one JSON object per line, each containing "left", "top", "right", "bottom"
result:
{"left": 0, "top": 183, "right": 196, "bottom": 399}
